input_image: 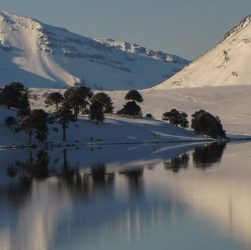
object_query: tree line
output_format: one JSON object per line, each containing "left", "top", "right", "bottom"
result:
{"left": 0, "top": 82, "right": 114, "bottom": 142}
{"left": 162, "top": 108, "right": 226, "bottom": 139}
{"left": 0, "top": 82, "right": 226, "bottom": 144}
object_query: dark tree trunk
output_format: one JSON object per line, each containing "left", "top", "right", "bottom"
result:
{"left": 62, "top": 123, "right": 66, "bottom": 142}
{"left": 29, "top": 150, "right": 33, "bottom": 163}
{"left": 29, "top": 130, "right": 32, "bottom": 144}
{"left": 74, "top": 107, "right": 79, "bottom": 120}
{"left": 63, "top": 149, "right": 67, "bottom": 171}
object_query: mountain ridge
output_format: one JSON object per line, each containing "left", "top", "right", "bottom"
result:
{"left": 225, "top": 15, "right": 251, "bottom": 39}
{"left": 155, "top": 15, "right": 251, "bottom": 89}
{"left": 0, "top": 12, "right": 189, "bottom": 89}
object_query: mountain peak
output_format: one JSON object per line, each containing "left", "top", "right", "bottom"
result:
{"left": 225, "top": 15, "right": 251, "bottom": 39}
{"left": 155, "top": 15, "right": 251, "bottom": 89}
{"left": 0, "top": 12, "right": 188, "bottom": 89}
{"left": 0, "top": 11, "right": 37, "bottom": 24}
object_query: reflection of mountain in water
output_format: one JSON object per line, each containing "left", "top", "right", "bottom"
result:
{"left": 0, "top": 142, "right": 206, "bottom": 176}
{"left": 2, "top": 142, "right": 250, "bottom": 250}
{"left": 0, "top": 144, "right": 196, "bottom": 250}
{"left": 163, "top": 142, "right": 251, "bottom": 249}
{"left": 0, "top": 159, "right": 168, "bottom": 250}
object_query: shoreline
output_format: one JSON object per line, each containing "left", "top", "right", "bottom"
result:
{"left": 1, "top": 136, "right": 247, "bottom": 151}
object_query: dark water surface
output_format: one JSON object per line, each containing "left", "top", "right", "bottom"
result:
{"left": 0, "top": 142, "right": 251, "bottom": 250}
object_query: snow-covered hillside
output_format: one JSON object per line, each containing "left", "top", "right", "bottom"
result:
{"left": 103, "top": 86, "right": 251, "bottom": 137}
{"left": 28, "top": 85, "right": 251, "bottom": 139}
{"left": 156, "top": 15, "right": 251, "bottom": 89}
{"left": 0, "top": 12, "right": 189, "bottom": 90}
{"left": 0, "top": 106, "right": 204, "bottom": 147}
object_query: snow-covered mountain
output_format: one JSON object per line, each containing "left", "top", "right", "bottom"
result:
{"left": 156, "top": 15, "right": 251, "bottom": 89}
{"left": 0, "top": 12, "right": 189, "bottom": 90}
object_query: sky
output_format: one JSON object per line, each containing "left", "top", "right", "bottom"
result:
{"left": 1, "top": 0, "right": 251, "bottom": 60}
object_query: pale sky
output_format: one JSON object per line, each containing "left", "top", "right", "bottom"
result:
{"left": 1, "top": 0, "right": 251, "bottom": 59}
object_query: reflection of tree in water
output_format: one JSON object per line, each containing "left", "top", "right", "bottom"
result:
{"left": 6, "top": 164, "right": 18, "bottom": 178}
{"left": 89, "top": 163, "right": 115, "bottom": 192}
{"left": 1, "top": 177, "right": 32, "bottom": 208}
{"left": 164, "top": 153, "right": 189, "bottom": 173}
{"left": 91, "top": 163, "right": 107, "bottom": 183}
{"left": 52, "top": 150, "right": 91, "bottom": 199}
{"left": 59, "top": 149, "right": 80, "bottom": 185}
{"left": 6, "top": 150, "right": 49, "bottom": 180}
{"left": 4, "top": 150, "right": 50, "bottom": 208}
{"left": 193, "top": 142, "right": 226, "bottom": 169}
{"left": 2, "top": 151, "right": 114, "bottom": 212}
{"left": 5, "top": 149, "right": 116, "bottom": 196}
{"left": 164, "top": 142, "right": 226, "bottom": 173}
{"left": 119, "top": 168, "right": 144, "bottom": 194}
{"left": 57, "top": 155, "right": 115, "bottom": 196}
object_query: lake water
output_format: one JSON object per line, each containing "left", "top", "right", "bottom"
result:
{"left": 0, "top": 142, "right": 251, "bottom": 250}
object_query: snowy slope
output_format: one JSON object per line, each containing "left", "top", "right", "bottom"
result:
{"left": 156, "top": 15, "right": 251, "bottom": 89}
{"left": 29, "top": 84, "right": 251, "bottom": 139}
{"left": 98, "top": 86, "right": 251, "bottom": 137}
{"left": 0, "top": 106, "right": 204, "bottom": 147}
{"left": 0, "top": 12, "right": 189, "bottom": 90}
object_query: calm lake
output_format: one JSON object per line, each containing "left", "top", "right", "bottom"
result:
{"left": 0, "top": 141, "right": 251, "bottom": 250}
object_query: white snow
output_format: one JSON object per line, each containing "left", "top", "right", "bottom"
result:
{"left": 1, "top": 14, "right": 251, "bottom": 147}
{"left": 156, "top": 15, "right": 251, "bottom": 89}
{"left": 101, "top": 86, "right": 251, "bottom": 137}
{"left": 7, "top": 83, "right": 246, "bottom": 147}
{"left": 0, "top": 12, "right": 188, "bottom": 90}
{"left": 0, "top": 105, "right": 205, "bottom": 147}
